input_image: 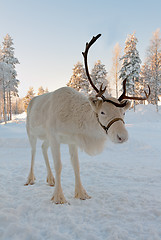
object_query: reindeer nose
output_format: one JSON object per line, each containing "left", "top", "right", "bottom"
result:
{"left": 117, "top": 134, "right": 127, "bottom": 143}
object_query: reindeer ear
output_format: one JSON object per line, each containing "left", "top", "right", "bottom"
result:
{"left": 89, "top": 97, "right": 103, "bottom": 112}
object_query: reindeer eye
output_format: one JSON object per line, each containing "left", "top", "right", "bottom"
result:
{"left": 101, "top": 111, "right": 105, "bottom": 115}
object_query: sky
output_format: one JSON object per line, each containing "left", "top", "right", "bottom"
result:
{"left": 0, "top": 0, "right": 161, "bottom": 97}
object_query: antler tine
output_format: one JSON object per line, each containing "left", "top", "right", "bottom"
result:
{"left": 118, "top": 78, "right": 150, "bottom": 101}
{"left": 118, "top": 79, "right": 127, "bottom": 101}
{"left": 96, "top": 84, "right": 107, "bottom": 98}
{"left": 82, "top": 34, "right": 102, "bottom": 94}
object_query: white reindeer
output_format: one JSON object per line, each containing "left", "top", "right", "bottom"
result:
{"left": 25, "top": 34, "right": 150, "bottom": 204}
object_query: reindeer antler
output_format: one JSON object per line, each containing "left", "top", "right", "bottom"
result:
{"left": 82, "top": 35, "right": 150, "bottom": 107}
{"left": 82, "top": 34, "right": 127, "bottom": 107}
{"left": 118, "top": 79, "right": 150, "bottom": 101}
{"left": 96, "top": 84, "right": 107, "bottom": 98}
{"left": 82, "top": 34, "right": 106, "bottom": 99}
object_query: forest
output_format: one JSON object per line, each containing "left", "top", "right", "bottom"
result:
{"left": 0, "top": 29, "right": 161, "bottom": 123}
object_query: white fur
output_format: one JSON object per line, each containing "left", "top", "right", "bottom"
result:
{"left": 25, "top": 87, "right": 130, "bottom": 204}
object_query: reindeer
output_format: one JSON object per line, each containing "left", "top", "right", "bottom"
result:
{"left": 25, "top": 34, "right": 150, "bottom": 204}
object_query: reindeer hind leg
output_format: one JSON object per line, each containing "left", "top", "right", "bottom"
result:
{"left": 42, "top": 140, "right": 55, "bottom": 186}
{"left": 25, "top": 134, "right": 37, "bottom": 185}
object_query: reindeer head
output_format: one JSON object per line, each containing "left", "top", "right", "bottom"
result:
{"left": 82, "top": 34, "right": 150, "bottom": 143}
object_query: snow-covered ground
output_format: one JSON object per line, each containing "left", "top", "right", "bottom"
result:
{"left": 0, "top": 105, "right": 161, "bottom": 240}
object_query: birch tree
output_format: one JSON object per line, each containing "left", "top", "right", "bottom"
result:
{"left": 145, "top": 29, "right": 161, "bottom": 111}
{"left": 110, "top": 43, "right": 121, "bottom": 98}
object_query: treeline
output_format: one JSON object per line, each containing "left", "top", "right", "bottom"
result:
{"left": 1, "top": 29, "right": 161, "bottom": 124}
{"left": 0, "top": 85, "right": 48, "bottom": 122}
{"left": 67, "top": 60, "right": 110, "bottom": 97}
{"left": 23, "top": 86, "right": 49, "bottom": 112}
{"left": 67, "top": 29, "right": 161, "bottom": 112}
{"left": 10, "top": 86, "right": 49, "bottom": 115}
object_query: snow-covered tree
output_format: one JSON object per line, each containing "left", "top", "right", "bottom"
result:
{"left": 38, "top": 86, "right": 45, "bottom": 95}
{"left": 23, "top": 87, "right": 35, "bottom": 112}
{"left": 145, "top": 29, "right": 161, "bottom": 111}
{"left": 1, "top": 34, "right": 20, "bottom": 119}
{"left": 0, "top": 62, "right": 12, "bottom": 123}
{"left": 90, "top": 60, "right": 110, "bottom": 97}
{"left": 67, "top": 62, "right": 89, "bottom": 95}
{"left": 38, "top": 86, "right": 49, "bottom": 95}
{"left": 119, "top": 33, "right": 141, "bottom": 110}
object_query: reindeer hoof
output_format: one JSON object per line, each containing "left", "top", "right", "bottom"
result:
{"left": 75, "top": 188, "right": 91, "bottom": 200}
{"left": 24, "top": 180, "right": 35, "bottom": 186}
{"left": 51, "top": 192, "right": 68, "bottom": 204}
{"left": 47, "top": 175, "right": 55, "bottom": 187}
{"left": 24, "top": 176, "right": 36, "bottom": 186}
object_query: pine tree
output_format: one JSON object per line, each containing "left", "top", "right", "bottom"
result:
{"left": 67, "top": 62, "right": 89, "bottom": 95}
{"left": 145, "top": 29, "right": 161, "bottom": 111}
{"left": 23, "top": 87, "right": 35, "bottom": 112}
{"left": 38, "top": 86, "right": 45, "bottom": 95}
{"left": 0, "top": 62, "right": 12, "bottom": 123}
{"left": 90, "top": 60, "right": 110, "bottom": 97}
{"left": 119, "top": 33, "right": 141, "bottom": 111}
{"left": 1, "top": 34, "right": 20, "bottom": 119}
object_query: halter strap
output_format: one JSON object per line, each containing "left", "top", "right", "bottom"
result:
{"left": 96, "top": 114, "right": 125, "bottom": 134}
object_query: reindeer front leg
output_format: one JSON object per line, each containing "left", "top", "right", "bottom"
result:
{"left": 50, "top": 137, "right": 67, "bottom": 204}
{"left": 69, "top": 144, "right": 91, "bottom": 200}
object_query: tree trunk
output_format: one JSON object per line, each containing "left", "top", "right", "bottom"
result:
{"left": 115, "top": 72, "right": 118, "bottom": 99}
{"left": 9, "top": 90, "right": 12, "bottom": 120}
{"left": 133, "top": 82, "right": 136, "bottom": 112}
{"left": 3, "top": 90, "right": 7, "bottom": 124}
{"left": 7, "top": 91, "right": 9, "bottom": 120}
{"left": 2, "top": 75, "right": 7, "bottom": 124}
{"left": 0, "top": 98, "right": 2, "bottom": 122}
{"left": 155, "top": 91, "right": 159, "bottom": 112}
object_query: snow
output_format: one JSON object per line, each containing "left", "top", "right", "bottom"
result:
{"left": 0, "top": 105, "right": 161, "bottom": 240}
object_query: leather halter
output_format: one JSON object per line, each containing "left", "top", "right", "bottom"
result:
{"left": 96, "top": 114, "right": 125, "bottom": 134}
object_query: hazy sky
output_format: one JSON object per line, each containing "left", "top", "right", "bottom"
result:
{"left": 0, "top": 0, "right": 161, "bottom": 97}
